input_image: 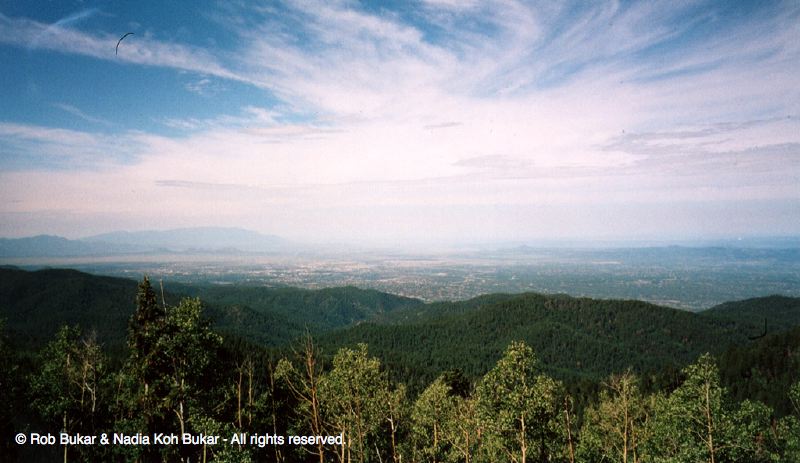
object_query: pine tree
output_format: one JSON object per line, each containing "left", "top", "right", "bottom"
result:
{"left": 118, "top": 276, "right": 168, "bottom": 461}
{"left": 120, "top": 278, "right": 223, "bottom": 462}
{"left": 128, "top": 276, "right": 166, "bottom": 394}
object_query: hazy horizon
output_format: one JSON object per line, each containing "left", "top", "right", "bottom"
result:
{"left": 1, "top": 1, "right": 798, "bottom": 245}
{"left": 2, "top": 225, "right": 800, "bottom": 253}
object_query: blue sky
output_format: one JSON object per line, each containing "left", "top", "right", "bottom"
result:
{"left": 0, "top": 0, "right": 798, "bottom": 245}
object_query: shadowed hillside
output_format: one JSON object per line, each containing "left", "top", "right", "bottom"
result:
{"left": 319, "top": 292, "right": 800, "bottom": 391}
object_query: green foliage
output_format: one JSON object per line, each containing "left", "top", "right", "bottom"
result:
{"left": 155, "top": 297, "right": 223, "bottom": 424}
{"left": 274, "top": 335, "right": 327, "bottom": 462}
{"left": 577, "top": 371, "right": 650, "bottom": 463}
{"left": 475, "top": 341, "right": 564, "bottom": 463}
{"left": 0, "top": 320, "right": 23, "bottom": 460}
{"left": 773, "top": 381, "right": 800, "bottom": 461}
{"left": 726, "top": 399, "right": 779, "bottom": 462}
{"left": 196, "top": 285, "right": 420, "bottom": 333}
{"left": 17, "top": 321, "right": 800, "bottom": 463}
{"left": 444, "top": 394, "right": 480, "bottom": 463}
{"left": 647, "top": 353, "right": 781, "bottom": 463}
{"left": 189, "top": 414, "right": 253, "bottom": 463}
{"left": 0, "top": 268, "right": 142, "bottom": 352}
{"left": 29, "top": 325, "right": 110, "bottom": 461}
{"left": 320, "top": 344, "right": 391, "bottom": 463}
{"left": 701, "top": 295, "right": 800, "bottom": 333}
{"left": 718, "top": 326, "right": 800, "bottom": 416}
{"left": 4, "top": 267, "right": 799, "bottom": 395}
{"left": 129, "top": 275, "right": 164, "bottom": 353}
{"left": 411, "top": 376, "right": 457, "bottom": 463}
{"left": 411, "top": 374, "right": 480, "bottom": 463}
{"left": 0, "top": 268, "right": 421, "bottom": 352}
{"left": 649, "top": 353, "right": 729, "bottom": 462}
{"left": 8, "top": 267, "right": 800, "bottom": 462}
{"left": 118, "top": 279, "right": 225, "bottom": 462}
{"left": 320, "top": 292, "right": 772, "bottom": 392}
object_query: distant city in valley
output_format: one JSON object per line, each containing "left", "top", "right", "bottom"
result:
{"left": 2, "top": 228, "right": 798, "bottom": 310}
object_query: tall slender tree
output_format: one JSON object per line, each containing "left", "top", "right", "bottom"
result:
{"left": 320, "top": 344, "right": 389, "bottom": 463}
{"left": 120, "top": 277, "right": 223, "bottom": 462}
{"left": 475, "top": 341, "right": 563, "bottom": 463}
{"left": 444, "top": 394, "right": 480, "bottom": 463}
{"left": 412, "top": 376, "right": 456, "bottom": 463}
{"left": 648, "top": 353, "right": 777, "bottom": 463}
{"left": 125, "top": 276, "right": 167, "bottom": 431}
{"left": 30, "top": 326, "right": 107, "bottom": 463}
{"left": 578, "top": 370, "right": 650, "bottom": 463}
{"left": 275, "top": 335, "right": 327, "bottom": 463}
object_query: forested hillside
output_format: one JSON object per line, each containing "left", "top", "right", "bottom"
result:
{"left": 1, "top": 268, "right": 799, "bottom": 461}
{"left": 701, "top": 295, "right": 800, "bottom": 332}
{"left": 1, "top": 277, "right": 798, "bottom": 462}
{"left": 719, "top": 326, "right": 800, "bottom": 415}
{"left": 0, "top": 267, "right": 420, "bottom": 350}
{"left": 192, "top": 284, "right": 420, "bottom": 343}
{"left": 317, "top": 293, "right": 782, "bottom": 389}
{"left": 0, "top": 268, "right": 142, "bottom": 351}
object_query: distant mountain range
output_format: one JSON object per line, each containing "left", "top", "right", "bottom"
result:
{"left": 0, "top": 227, "right": 288, "bottom": 258}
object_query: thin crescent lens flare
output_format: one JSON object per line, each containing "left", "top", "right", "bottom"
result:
{"left": 116, "top": 32, "right": 134, "bottom": 55}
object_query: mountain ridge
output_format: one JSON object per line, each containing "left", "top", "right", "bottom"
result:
{"left": 0, "top": 227, "right": 289, "bottom": 258}
{"left": 318, "top": 291, "right": 800, "bottom": 389}
{"left": 0, "top": 267, "right": 419, "bottom": 350}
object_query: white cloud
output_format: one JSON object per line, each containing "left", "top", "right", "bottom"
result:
{"left": 0, "top": 122, "right": 142, "bottom": 168}
{"left": 1, "top": 2, "right": 799, "bottom": 242}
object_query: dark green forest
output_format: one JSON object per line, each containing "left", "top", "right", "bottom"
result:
{"left": 1, "top": 268, "right": 799, "bottom": 462}
{"left": 0, "top": 268, "right": 420, "bottom": 351}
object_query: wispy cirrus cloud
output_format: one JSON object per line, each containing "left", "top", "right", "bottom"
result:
{"left": 0, "top": 12, "right": 244, "bottom": 83}
{"left": 52, "top": 103, "right": 112, "bottom": 126}
{"left": 1, "top": 1, "right": 798, "bottom": 242}
{"left": 27, "top": 8, "right": 100, "bottom": 50}
{"left": 0, "top": 122, "right": 142, "bottom": 169}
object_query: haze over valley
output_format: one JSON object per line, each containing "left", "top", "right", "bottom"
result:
{"left": 2, "top": 227, "right": 799, "bottom": 310}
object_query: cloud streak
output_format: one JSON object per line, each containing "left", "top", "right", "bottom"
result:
{"left": 52, "top": 103, "right": 113, "bottom": 126}
{"left": 0, "top": 12, "right": 244, "bottom": 84}
{"left": 0, "top": 122, "right": 142, "bottom": 169}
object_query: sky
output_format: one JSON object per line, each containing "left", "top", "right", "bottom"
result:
{"left": 0, "top": 0, "right": 798, "bottom": 246}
